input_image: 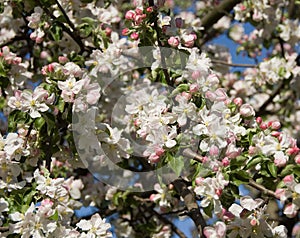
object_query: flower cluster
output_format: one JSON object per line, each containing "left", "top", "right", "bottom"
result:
{"left": 1, "top": 0, "right": 300, "bottom": 237}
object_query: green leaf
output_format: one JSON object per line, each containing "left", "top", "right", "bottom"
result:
{"left": 267, "top": 162, "right": 277, "bottom": 177}
{"left": 293, "top": 166, "right": 300, "bottom": 177}
{"left": 231, "top": 170, "right": 250, "bottom": 186}
{"left": 49, "top": 210, "right": 59, "bottom": 221}
{"left": 49, "top": 23, "right": 63, "bottom": 41}
{"left": 230, "top": 155, "right": 248, "bottom": 168}
{"left": 78, "top": 23, "right": 93, "bottom": 38}
{"left": 34, "top": 117, "right": 45, "bottom": 130}
{"left": 57, "top": 97, "right": 65, "bottom": 113}
{"left": 167, "top": 154, "right": 184, "bottom": 177}
{"left": 245, "top": 156, "right": 262, "bottom": 169}
{"left": 280, "top": 164, "right": 294, "bottom": 177}
{"left": 42, "top": 113, "right": 56, "bottom": 136}
{"left": 202, "top": 200, "right": 214, "bottom": 217}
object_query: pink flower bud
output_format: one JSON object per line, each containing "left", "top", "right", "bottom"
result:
{"left": 130, "top": 32, "right": 139, "bottom": 40}
{"left": 233, "top": 97, "right": 243, "bottom": 106}
{"left": 149, "top": 154, "right": 160, "bottom": 163}
{"left": 189, "top": 83, "right": 199, "bottom": 93}
{"left": 35, "top": 37, "right": 43, "bottom": 44}
{"left": 248, "top": 146, "right": 257, "bottom": 155}
{"left": 122, "top": 28, "right": 130, "bottom": 36}
{"left": 222, "top": 157, "right": 230, "bottom": 167}
{"left": 295, "top": 154, "right": 300, "bottom": 164}
{"left": 215, "top": 188, "right": 222, "bottom": 197}
{"left": 146, "top": 7, "right": 153, "bottom": 12}
{"left": 271, "top": 131, "right": 281, "bottom": 137}
{"left": 195, "top": 177, "right": 204, "bottom": 185}
{"left": 205, "top": 91, "right": 216, "bottom": 101}
{"left": 40, "top": 51, "right": 48, "bottom": 59}
{"left": 167, "top": 36, "right": 179, "bottom": 47}
{"left": 250, "top": 218, "right": 257, "bottom": 226}
{"left": 134, "top": 14, "right": 146, "bottom": 25}
{"left": 105, "top": 27, "right": 112, "bottom": 36}
{"left": 275, "top": 188, "right": 286, "bottom": 199}
{"left": 256, "top": 117, "right": 262, "bottom": 124}
{"left": 135, "top": 7, "right": 143, "bottom": 15}
{"left": 58, "top": 56, "right": 68, "bottom": 64}
{"left": 240, "top": 4, "right": 246, "bottom": 11}
{"left": 149, "top": 194, "right": 156, "bottom": 201}
{"left": 125, "top": 10, "right": 136, "bottom": 20}
{"left": 181, "top": 92, "right": 191, "bottom": 100}
{"left": 287, "top": 147, "right": 300, "bottom": 155}
{"left": 283, "top": 175, "right": 294, "bottom": 184}
{"left": 271, "top": 121, "right": 281, "bottom": 130}
{"left": 155, "top": 147, "right": 165, "bottom": 156}
{"left": 240, "top": 104, "right": 255, "bottom": 117}
{"left": 260, "top": 122, "right": 268, "bottom": 130}
{"left": 48, "top": 63, "right": 55, "bottom": 73}
{"left": 134, "top": 119, "right": 141, "bottom": 127}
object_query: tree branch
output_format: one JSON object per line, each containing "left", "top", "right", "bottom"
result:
{"left": 200, "top": 0, "right": 242, "bottom": 31}
{"left": 211, "top": 59, "right": 257, "bottom": 68}
{"left": 55, "top": 0, "right": 76, "bottom": 32}
{"left": 172, "top": 178, "right": 206, "bottom": 237}
{"left": 256, "top": 80, "right": 286, "bottom": 117}
{"left": 183, "top": 148, "right": 203, "bottom": 163}
{"left": 0, "top": 227, "right": 9, "bottom": 232}
{"left": 248, "top": 179, "right": 277, "bottom": 198}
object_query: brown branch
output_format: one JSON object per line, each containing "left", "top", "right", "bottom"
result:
{"left": 37, "top": 0, "right": 91, "bottom": 54}
{"left": 183, "top": 148, "right": 203, "bottom": 163}
{"left": 172, "top": 178, "right": 206, "bottom": 237}
{"left": 248, "top": 179, "right": 277, "bottom": 198}
{"left": 55, "top": 0, "right": 76, "bottom": 31}
{"left": 211, "top": 59, "right": 257, "bottom": 68}
{"left": 0, "top": 227, "right": 9, "bottom": 232}
{"left": 256, "top": 80, "right": 286, "bottom": 117}
{"left": 288, "top": 0, "right": 296, "bottom": 19}
{"left": 200, "top": 0, "right": 242, "bottom": 31}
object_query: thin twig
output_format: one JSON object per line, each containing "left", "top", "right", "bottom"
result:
{"left": 183, "top": 148, "right": 203, "bottom": 163}
{"left": 37, "top": 0, "right": 88, "bottom": 53}
{"left": 55, "top": 0, "right": 76, "bottom": 31}
{"left": 211, "top": 59, "right": 257, "bottom": 68}
{"left": 248, "top": 179, "right": 277, "bottom": 198}
{"left": 256, "top": 80, "right": 285, "bottom": 116}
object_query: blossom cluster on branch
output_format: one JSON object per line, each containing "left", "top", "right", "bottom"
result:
{"left": 1, "top": 0, "right": 300, "bottom": 237}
